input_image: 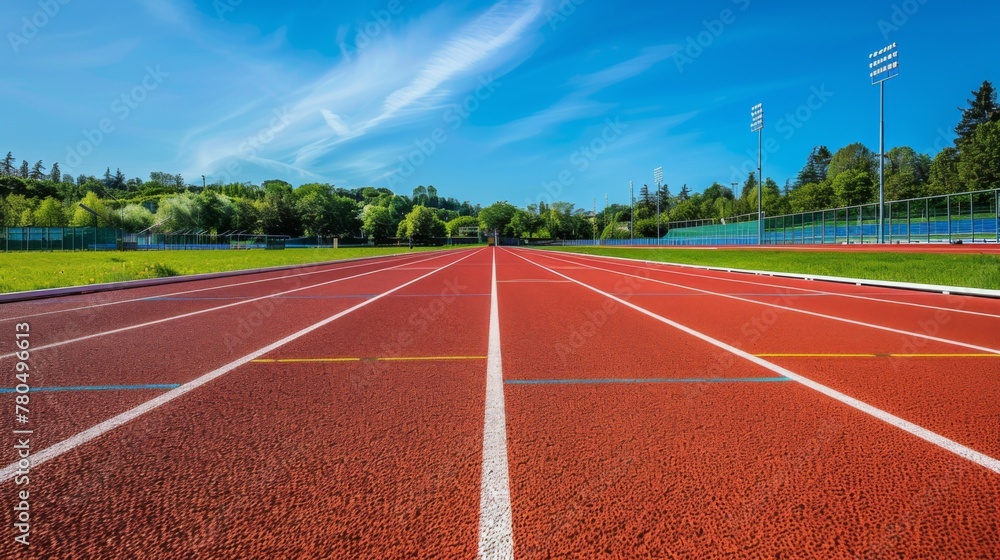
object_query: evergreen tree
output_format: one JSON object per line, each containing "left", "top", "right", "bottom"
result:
{"left": 955, "top": 80, "right": 999, "bottom": 147}
{"left": 678, "top": 184, "right": 691, "bottom": 201}
{"left": 1, "top": 152, "right": 14, "bottom": 176}
{"left": 112, "top": 168, "right": 127, "bottom": 191}
{"left": 19, "top": 160, "right": 29, "bottom": 178}
{"left": 50, "top": 162, "right": 61, "bottom": 183}
{"left": 794, "top": 146, "right": 833, "bottom": 188}
{"left": 29, "top": 160, "right": 46, "bottom": 180}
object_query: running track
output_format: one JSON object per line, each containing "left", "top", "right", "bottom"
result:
{"left": 1, "top": 247, "right": 998, "bottom": 558}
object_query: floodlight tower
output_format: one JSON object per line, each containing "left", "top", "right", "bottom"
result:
{"left": 750, "top": 103, "right": 764, "bottom": 245}
{"left": 654, "top": 166, "right": 663, "bottom": 239}
{"left": 629, "top": 180, "right": 634, "bottom": 243}
{"left": 869, "top": 42, "right": 899, "bottom": 244}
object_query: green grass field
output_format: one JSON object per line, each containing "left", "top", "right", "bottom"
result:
{"left": 543, "top": 247, "right": 1000, "bottom": 290}
{"left": 0, "top": 246, "right": 468, "bottom": 293}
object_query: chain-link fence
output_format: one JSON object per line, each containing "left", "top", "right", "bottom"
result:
{"left": 1, "top": 228, "right": 292, "bottom": 251}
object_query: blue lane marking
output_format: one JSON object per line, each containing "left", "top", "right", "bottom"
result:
{"left": 505, "top": 377, "right": 792, "bottom": 385}
{"left": 142, "top": 294, "right": 488, "bottom": 301}
{"left": 0, "top": 384, "right": 181, "bottom": 393}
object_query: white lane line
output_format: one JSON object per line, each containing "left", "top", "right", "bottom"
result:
{"left": 0, "top": 251, "right": 442, "bottom": 323}
{"left": 477, "top": 248, "right": 514, "bottom": 560}
{"left": 0, "top": 249, "right": 481, "bottom": 484}
{"left": 536, "top": 249, "right": 1000, "bottom": 319}
{"left": 507, "top": 248, "right": 1000, "bottom": 476}
{"left": 0, "top": 251, "right": 469, "bottom": 360}
{"left": 529, "top": 250, "right": 1000, "bottom": 355}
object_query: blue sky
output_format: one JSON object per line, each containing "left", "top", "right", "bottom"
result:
{"left": 3, "top": 0, "right": 998, "bottom": 209}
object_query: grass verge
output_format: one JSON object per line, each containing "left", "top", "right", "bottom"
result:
{"left": 541, "top": 247, "right": 1000, "bottom": 290}
{"left": 0, "top": 246, "right": 474, "bottom": 293}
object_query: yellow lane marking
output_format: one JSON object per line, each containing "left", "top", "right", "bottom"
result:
{"left": 252, "top": 358, "right": 360, "bottom": 363}
{"left": 757, "top": 353, "right": 999, "bottom": 358}
{"left": 252, "top": 356, "right": 487, "bottom": 363}
{"left": 757, "top": 354, "right": 876, "bottom": 358}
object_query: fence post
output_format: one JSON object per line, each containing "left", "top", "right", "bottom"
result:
{"left": 971, "top": 194, "right": 975, "bottom": 242}
{"left": 906, "top": 201, "right": 911, "bottom": 243}
{"left": 947, "top": 195, "right": 952, "bottom": 243}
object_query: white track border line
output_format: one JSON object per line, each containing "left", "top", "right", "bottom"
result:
{"left": 536, "top": 249, "right": 1000, "bottom": 320}
{"left": 477, "top": 248, "right": 515, "bottom": 560}
{"left": 0, "top": 249, "right": 482, "bottom": 483}
{"left": 531, "top": 247, "right": 1000, "bottom": 299}
{"left": 509, "top": 249, "right": 1000, "bottom": 473}
{"left": 506, "top": 249, "right": 1000, "bottom": 475}
{"left": 0, "top": 250, "right": 450, "bottom": 323}
{"left": 0, "top": 251, "right": 468, "bottom": 360}
{"left": 529, "top": 250, "right": 1000, "bottom": 355}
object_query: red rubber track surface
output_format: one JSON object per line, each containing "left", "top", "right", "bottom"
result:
{"left": 621, "top": 244, "right": 1000, "bottom": 254}
{"left": 1, "top": 246, "right": 998, "bottom": 558}
{"left": 524, "top": 249, "right": 1000, "bottom": 458}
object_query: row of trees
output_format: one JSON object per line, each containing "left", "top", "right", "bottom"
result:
{"left": 3, "top": 81, "right": 997, "bottom": 242}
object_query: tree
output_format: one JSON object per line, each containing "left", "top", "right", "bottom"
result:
{"left": 833, "top": 169, "right": 875, "bottom": 207}
{"left": 153, "top": 193, "right": 200, "bottom": 230}
{"left": 70, "top": 191, "right": 112, "bottom": 227}
{"left": 478, "top": 201, "right": 518, "bottom": 236}
{"left": 111, "top": 168, "right": 127, "bottom": 191}
{"left": 957, "top": 120, "right": 1000, "bottom": 191}
{"left": 49, "top": 162, "right": 61, "bottom": 184}
{"left": 401, "top": 205, "right": 446, "bottom": 241}
{"left": 794, "top": 145, "right": 833, "bottom": 188}
{"left": 361, "top": 205, "right": 395, "bottom": 244}
{"left": 677, "top": 184, "right": 691, "bottom": 201}
{"left": 446, "top": 215, "right": 479, "bottom": 237}
{"left": 509, "top": 209, "right": 541, "bottom": 238}
{"left": 884, "top": 146, "right": 931, "bottom": 201}
{"left": 1, "top": 152, "right": 14, "bottom": 176}
{"left": 121, "top": 204, "right": 155, "bottom": 232}
{"left": 19, "top": 160, "right": 29, "bottom": 178}
{"left": 955, "top": 80, "right": 999, "bottom": 147}
{"left": 827, "top": 143, "right": 877, "bottom": 185}
{"left": 29, "top": 160, "right": 45, "bottom": 180}
{"left": 787, "top": 182, "right": 836, "bottom": 213}
{"left": 32, "top": 197, "right": 67, "bottom": 226}
{"left": 412, "top": 185, "right": 428, "bottom": 206}
{"left": 929, "top": 147, "right": 962, "bottom": 195}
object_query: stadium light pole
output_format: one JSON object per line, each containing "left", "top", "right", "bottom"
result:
{"left": 629, "top": 180, "right": 634, "bottom": 243}
{"left": 750, "top": 103, "right": 764, "bottom": 245}
{"left": 654, "top": 166, "right": 663, "bottom": 240}
{"left": 869, "top": 42, "right": 898, "bottom": 244}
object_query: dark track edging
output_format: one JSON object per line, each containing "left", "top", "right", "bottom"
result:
{"left": 0, "top": 248, "right": 463, "bottom": 304}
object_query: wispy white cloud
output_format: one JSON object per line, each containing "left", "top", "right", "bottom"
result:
{"left": 180, "top": 0, "right": 546, "bottom": 182}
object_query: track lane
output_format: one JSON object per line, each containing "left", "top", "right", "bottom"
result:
{"left": 500, "top": 247, "right": 1000, "bottom": 557}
